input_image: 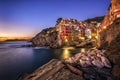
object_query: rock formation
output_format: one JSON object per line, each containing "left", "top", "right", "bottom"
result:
{"left": 64, "top": 49, "right": 115, "bottom": 80}
{"left": 18, "top": 59, "right": 84, "bottom": 80}
{"left": 98, "top": 0, "right": 120, "bottom": 79}
{"left": 99, "top": 18, "right": 120, "bottom": 80}
{"left": 64, "top": 49, "right": 111, "bottom": 68}
{"left": 31, "top": 27, "right": 62, "bottom": 48}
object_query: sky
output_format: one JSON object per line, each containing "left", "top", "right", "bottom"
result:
{"left": 0, "top": 0, "right": 110, "bottom": 38}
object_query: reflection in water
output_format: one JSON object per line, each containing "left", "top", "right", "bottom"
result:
{"left": 53, "top": 47, "right": 91, "bottom": 60}
{"left": 61, "top": 47, "right": 75, "bottom": 59}
{"left": 62, "top": 49, "right": 71, "bottom": 59}
{"left": 62, "top": 47, "right": 75, "bottom": 50}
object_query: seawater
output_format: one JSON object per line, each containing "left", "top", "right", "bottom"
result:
{"left": 0, "top": 41, "right": 89, "bottom": 80}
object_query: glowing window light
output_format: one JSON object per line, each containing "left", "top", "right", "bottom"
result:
{"left": 103, "top": 26, "right": 106, "bottom": 29}
{"left": 88, "top": 35, "right": 92, "bottom": 39}
{"left": 95, "top": 36, "right": 98, "bottom": 39}
{"left": 65, "top": 39, "right": 68, "bottom": 42}
{"left": 80, "top": 37, "right": 85, "bottom": 40}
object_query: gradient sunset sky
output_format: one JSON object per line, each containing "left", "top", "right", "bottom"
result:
{"left": 0, "top": 0, "right": 110, "bottom": 38}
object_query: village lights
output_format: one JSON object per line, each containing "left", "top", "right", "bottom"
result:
{"left": 65, "top": 39, "right": 68, "bottom": 42}
{"left": 80, "top": 37, "right": 85, "bottom": 41}
{"left": 82, "top": 37, "right": 85, "bottom": 40}
{"left": 103, "top": 26, "right": 106, "bottom": 29}
{"left": 95, "top": 36, "right": 98, "bottom": 39}
{"left": 88, "top": 35, "right": 92, "bottom": 39}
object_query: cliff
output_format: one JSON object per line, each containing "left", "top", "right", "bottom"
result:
{"left": 100, "top": 18, "right": 120, "bottom": 49}
{"left": 98, "top": 1, "right": 120, "bottom": 79}
{"left": 99, "top": 18, "right": 120, "bottom": 80}
{"left": 31, "top": 27, "right": 62, "bottom": 48}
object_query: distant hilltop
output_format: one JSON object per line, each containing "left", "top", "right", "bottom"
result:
{"left": 0, "top": 37, "right": 8, "bottom": 41}
{"left": 0, "top": 37, "right": 31, "bottom": 41}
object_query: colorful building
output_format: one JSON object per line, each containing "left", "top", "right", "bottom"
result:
{"left": 56, "top": 18, "right": 79, "bottom": 42}
{"left": 100, "top": 0, "right": 120, "bottom": 31}
{"left": 60, "top": 25, "right": 72, "bottom": 41}
{"left": 56, "top": 18, "right": 93, "bottom": 43}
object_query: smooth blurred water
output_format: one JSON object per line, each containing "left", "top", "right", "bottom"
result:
{"left": 0, "top": 41, "right": 89, "bottom": 80}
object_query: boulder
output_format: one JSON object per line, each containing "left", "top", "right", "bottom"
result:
{"left": 18, "top": 59, "right": 84, "bottom": 80}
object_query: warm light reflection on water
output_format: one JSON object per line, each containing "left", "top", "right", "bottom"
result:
{"left": 54, "top": 47, "right": 91, "bottom": 59}
{"left": 61, "top": 47, "right": 75, "bottom": 59}
{"left": 62, "top": 49, "right": 71, "bottom": 59}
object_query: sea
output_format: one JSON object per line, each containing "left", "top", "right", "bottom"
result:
{"left": 0, "top": 41, "right": 90, "bottom": 80}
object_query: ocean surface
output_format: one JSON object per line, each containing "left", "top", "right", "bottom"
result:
{"left": 0, "top": 41, "right": 90, "bottom": 80}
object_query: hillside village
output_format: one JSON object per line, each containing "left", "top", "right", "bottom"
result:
{"left": 55, "top": 17, "right": 103, "bottom": 46}
{"left": 32, "top": 16, "right": 104, "bottom": 48}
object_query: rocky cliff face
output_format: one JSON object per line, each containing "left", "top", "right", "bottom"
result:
{"left": 31, "top": 27, "right": 62, "bottom": 48}
{"left": 98, "top": 0, "right": 120, "bottom": 79}
{"left": 100, "top": 18, "right": 120, "bottom": 49}
{"left": 99, "top": 18, "right": 120, "bottom": 80}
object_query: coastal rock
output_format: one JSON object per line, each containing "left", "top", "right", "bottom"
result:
{"left": 64, "top": 49, "right": 115, "bottom": 80}
{"left": 18, "top": 59, "right": 85, "bottom": 80}
{"left": 112, "top": 65, "right": 120, "bottom": 80}
{"left": 99, "top": 18, "right": 120, "bottom": 80}
{"left": 98, "top": 1, "right": 120, "bottom": 79}
{"left": 64, "top": 49, "right": 111, "bottom": 68}
{"left": 31, "top": 27, "right": 62, "bottom": 48}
